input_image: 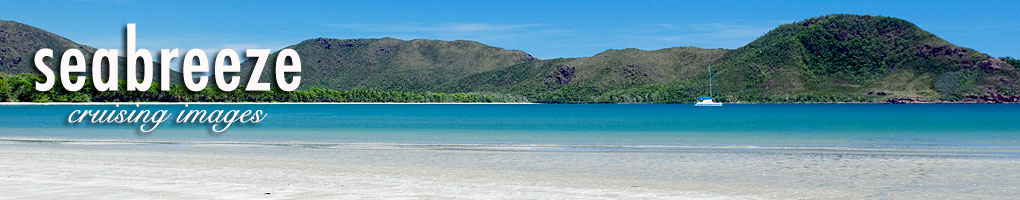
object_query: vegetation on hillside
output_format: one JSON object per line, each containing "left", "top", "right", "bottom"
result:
{"left": 0, "top": 20, "right": 183, "bottom": 84}
{"left": 2, "top": 15, "right": 1018, "bottom": 103}
{"left": 1002, "top": 57, "right": 1020, "bottom": 68}
{"left": 714, "top": 14, "right": 1018, "bottom": 102}
{"left": 442, "top": 47, "right": 729, "bottom": 103}
{"left": 239, "top": 37, "right": 535, "bottom": 92}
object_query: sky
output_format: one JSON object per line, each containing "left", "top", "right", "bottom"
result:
{"left": 2, "top": 0, "right": 1018, "bottom": 60}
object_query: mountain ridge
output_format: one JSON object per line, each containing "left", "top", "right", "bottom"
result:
{"left": 0, "top": 19, "right": 183, "bottom": 85}
{"left": 237, "top": 37, "right": 536, "bottom": 92}
{"left": 2, "top": 14, "right": 1018, "bottom": 103}
{"left": 714, "top": 14, "right": 1017, "bottom": 102}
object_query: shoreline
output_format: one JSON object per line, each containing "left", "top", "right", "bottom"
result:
{"left": 723, "top": 101, "right": 1019, "bottom": 104}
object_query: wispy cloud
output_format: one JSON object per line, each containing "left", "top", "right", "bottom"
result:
{"left": 654, "top": 24, "right": 772, "bottom": 41}
{"left": 926, "top": 22, "right": 1020, "bottom": 31}
{"left": 326, "top": 23, "right": 543, "bottom": 33}
{"left": 322, "top": 22, "right": 562, "bottom": 42}
{"left": 625, "top": 20, "right": 782, "bottom": 49}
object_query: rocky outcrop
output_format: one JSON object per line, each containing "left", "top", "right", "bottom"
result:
{"left": 552, "top": 65, "right": 574, "bottom": 84}
{"left": 887, "top": 92, "right": 1020, "bottom": 104}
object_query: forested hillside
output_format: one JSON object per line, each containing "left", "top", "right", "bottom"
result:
{"left": 1, "top": 15, "right": 1016, "bottom": 103}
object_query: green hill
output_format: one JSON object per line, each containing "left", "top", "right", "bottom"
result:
{"left": 442, "top": 47, "right": 729, "bottom": 102}
{"left": 445, "top": 14, "right": 1018, "bottom": 103}
{"left": 2, "top": 14, "right": 1018, "bottom": 103}
{"left": 238, "top": 37, "right": 535, "bottom": 92}
{"left": 714, "top": 14, "right": 1018, "bottom": 102}
{"left": 0, "top": 20, "right": 182, "bottom": 85}
{"left": 239, "top": 39, "right": 730, "bottom": 103}
{"left": 247, "top": 14, "right": 1015, "bottom": 103}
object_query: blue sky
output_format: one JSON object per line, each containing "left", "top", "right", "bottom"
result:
{"left": 2, "top": 0, "right": 1018, "bottom": 59}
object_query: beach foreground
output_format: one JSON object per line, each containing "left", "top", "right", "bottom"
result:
{"left": 0, "top": 142, "right": 1017, "bottom": 199}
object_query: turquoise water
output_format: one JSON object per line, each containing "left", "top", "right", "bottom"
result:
{"left": 1, "top": 104, "right": 1018, "bottom": 151}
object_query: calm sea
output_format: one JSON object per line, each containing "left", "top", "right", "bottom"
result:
{"left": 1, "top": 104, "right": 1018, "bottom": 153}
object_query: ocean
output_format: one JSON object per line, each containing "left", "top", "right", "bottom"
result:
{"left": 3, "top": 103, "right": 1020, "bottom": 198}
{"left": 1, "top": 104, "right": 1017, "bottom": 154}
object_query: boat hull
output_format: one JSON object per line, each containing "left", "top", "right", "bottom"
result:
{"left": 694, "top": 103, "right": 723, "bottom": 107}
{"left": 694, "top": 99, "right": 723, "bottom": 107}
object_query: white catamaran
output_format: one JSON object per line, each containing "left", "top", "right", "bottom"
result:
{"left": 695, "top": 64, "right": 723, "bottom": 107}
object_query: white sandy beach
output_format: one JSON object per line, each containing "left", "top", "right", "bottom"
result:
{"left": 0, "top": 142, "right": 1017, "bottom": 199}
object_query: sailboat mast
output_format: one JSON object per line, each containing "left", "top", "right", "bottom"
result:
{"left": 708, "top": 64, "right": 714, "bottom": 98}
